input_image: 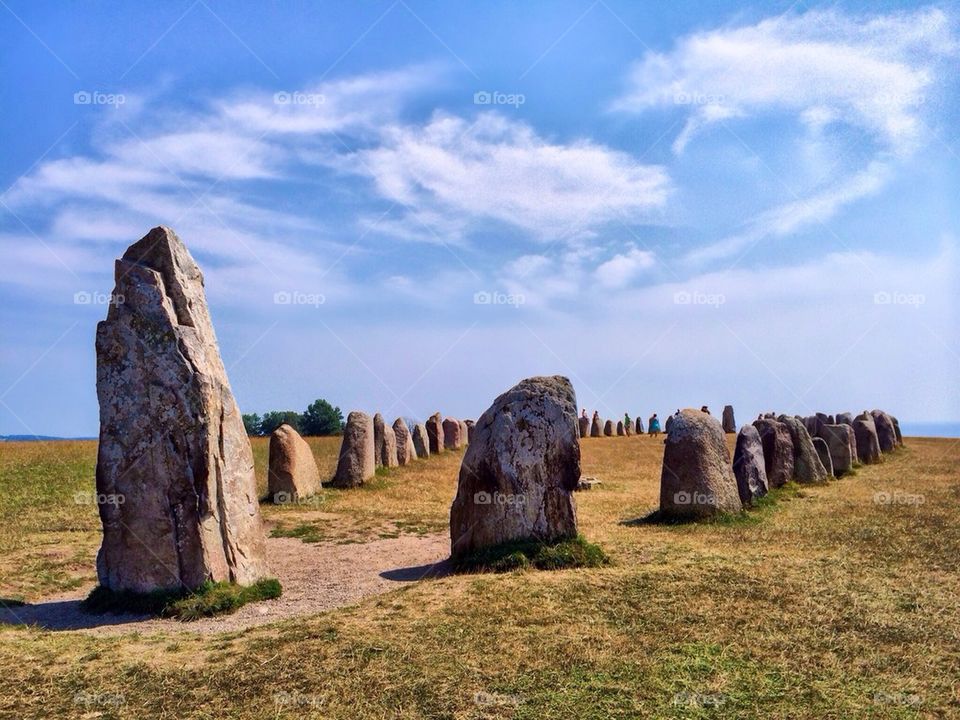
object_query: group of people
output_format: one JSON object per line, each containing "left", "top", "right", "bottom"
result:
{"left": 580, "top": 409, "right": 662, "bottom": 436}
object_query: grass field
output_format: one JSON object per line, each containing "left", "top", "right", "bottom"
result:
{"left": 0, "top": 434, "right": 957, "bottom": 718}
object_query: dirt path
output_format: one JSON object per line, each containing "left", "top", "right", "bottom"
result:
{"left": 0, "top": 533, "right": 451, "bottom": 636}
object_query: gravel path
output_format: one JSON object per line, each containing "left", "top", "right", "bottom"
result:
{"left": 0, "top": 533, "right": 451, "bottom": 635}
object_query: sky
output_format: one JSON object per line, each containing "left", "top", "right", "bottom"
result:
{"left": 1, "top": 0, "right": 958, "bottom": 437}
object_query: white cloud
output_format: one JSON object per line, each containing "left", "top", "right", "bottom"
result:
{"left": 594, "top": 245, "right": 655, "bottom": 288}
{"left": 614, "top": 7, "right": 955, "bottom": 156}
{"left": 348, "top": 112, "right": 671, "bottom": 241}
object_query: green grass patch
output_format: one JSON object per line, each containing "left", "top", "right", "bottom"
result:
{"left": 271, "top": 521, "right": 326, "bottom": 543}
{"left": 80, "top": 578, "right": 281, "bottom": 620}
{"left": 453, "top": 535, "right": 609, "bottom": 573}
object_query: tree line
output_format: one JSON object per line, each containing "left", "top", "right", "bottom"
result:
{"left": 242, "top": 398, "right": 344, "bottom": 437}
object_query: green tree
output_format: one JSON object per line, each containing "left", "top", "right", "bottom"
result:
{"left": 300, "top": 399, "right": 344, "bottom": 436}
{"left": 242, "top": 413, "right": 262, "bottom": 436}
{"left": 259, "top": 411, "right": 302, "bottom": 435}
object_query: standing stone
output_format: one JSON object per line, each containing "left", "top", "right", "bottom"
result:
{"left": 752, "top": 418, "right": 795, "bottom": 488}
{"left": 815, "top": 412, "right": 830, "bottom": 428}
{"left": 870, "top": 410, "right": 898, "bottom": 453}
{"left": 450, "top": 376, "right": 579, "bottom": 556}
{"left": 443, "top": 418, "right": 462, "bottom": 449}
{"left": 732, "top": 424, "right": 768, "bottom": 506}
{"left": 412, "top": 423, "right": 430, "bottom": 459}
{"left": 892, "top": 416, "right": 903, "bottom": 446}
{"left": 854, "top": 413, "right": 882, "bottom": 464}
{"left": 635, "top": 417, "right": 644, "bottom": 434}
{"left": 803, "top": 416, "right": 821, "bottom": 437}
{"left": 812, "top": 437, "right": 834, "bottom": 478}
{"left": 381, "top": 422, "right": 399, "bottom": 467}
{"left": 459, "top": 419, "right": 470, "bottom": 447}
{"left": 465, "top": 419, "right": 476, "bottom": 444}
{"left": 590, "top": 411, "right": 601, "bottom": 437}
{"left": 616, "top": 421, "right": 625, "bottom": 436}
{"left": 778, "top": 415, "right": 828, "bottom": 484}
{"left": 836, "top": 412, "right": 854, "bottom": 427}
{"left": 393, "top": 418, "right": 416, "bottom": 466}
{"left": 330, "top": 411, "right": 375, "bottom": 488}
{"left": 659, "top": 409, "right": 742, "bottom": 519}
{"left": 578, "top": 416, "right": 590, "bottom": 438}
{"left": 426, "top": 412, "right": 444, "bottom": 454}
{"left": 268, "top": 424, "right": 321, "bottom": 502}
{"left": 94, "top": 226, "right": 268, "bottom": 592}
{"left": 721, "top": 405, "right": 736, "bottom": 433}
{"left": 373, "top": 412, "right": 386, "bottom": 468}
{"left": 603, "top": 419, "right": 614, "bottom": 436}
{"left": 817, "top": 424, "right": 854, "bottom": 476}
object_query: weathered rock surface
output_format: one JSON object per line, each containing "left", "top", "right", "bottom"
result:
{"left": 635, "top": 417, "right": 644, "bottom": 434}
{"left": 426, "top": 413, "right": 444, "bottom": 454}
{"left": 373, "top": 413, "right": 386, "bottom": 468}
{"left": 871, "top": 410, "right": 898, "bottom": 453}
{"left": 330, "top": 411, "right": 375, "bottom": 488}
{"left": 659, "top": 409, "right": 742, "bottom": 518}
{"left": 817, "top": 423, "right": 854, "bottom": 476}
{"left": 459, "top": 419, "right": 470, "bottom": 447}
{"left": 94, "top": 226, "right": 268, "bottom": 592}
{"left": 412, "top": 423, "right": 430, "bottom": 459}
{"left": 443, "top": 418, "right": 462, "bottom": 449}
{"left": 465, "top": 419, "right": 476, "bottom": 444}
{"left": 892, "top": 416, "right": 903, "bottom": 446}
{"left": 449, "top": 376, "right": 579, "bottom": 556}
{"left": 268, "top": 424, "right": 321, "bottom": 502}
{"left": 812, "top": 437, "right": 834, "bottom": 477}
{"left": 854, "top": 413, "right": 882, "bottom": 464}
{"left": 836, "top": 412, "right": 854, "bottom": 427}
{"left": 590, "top": 412, "right": 601, "bottom": 437}
{"left": 381, "top": 422, "right": 399, "bottom": 467}
{"left": 578, "top": 416, "right": 590, "bottom": 438}
{"left": 616, "top": 421, "right": 625, "bottom": 436}
{"left": 603, "top": 420, "right": 614, "bottom": 436}
{"left": 778, "top": 415, "right": 828, "bottom": 484}
{"left": 732, "top": 424, "right": 768, "bottom": 506}
{"left": 722, "top": 405, "right": 736, "bottom": 433}
{"left": 393, "top": 418, "right": 416, "bottom": 466}
{"left": 752, "top": 418, "right": 795, "bottom": 488}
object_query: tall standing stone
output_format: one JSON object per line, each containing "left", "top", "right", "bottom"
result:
{"left": 268, "top": 424, "right": 321, "bottom": 502}
{"left": 603, "top": 419, "right": 614, "bottom": 436}
{"left": 659, "top": 409, "right": 742, "bottom": 519}
{"left": 465, "top": 419, "right": 476, "bottom": 444}
{"left": 330, "top": 411, "right": 375, "bottom": 488}
{"left": 443, "top": 418, "right": 462, "bottom": 449}
{"left": 450, "top": 376, "right": 579, "bottom": 556}
{"left": 870, "top": 410, "right": 898, "bottom": 453}
{"left": 412, "top": 422, "right": 430, "bottom": 459}
{"left": 393, "top": 418, "right": 416, "bottom": 466}
{"left": 635, "top": 417, "right": 644, "bottom": 434}
{"left": 616, "top": 421, "right": 625, "bottom": 436}
{"left": 373, "top": 412, "right": 386, "bottom": 468}
{"left": 752, "top": 418, "right": 795, "bottom": 488}
{"left": 854, "top": 412, "right": 882, "bottom": 464}
{"left": 812, "top": 437, "right": 834, "bottom": 478}
{"left": 578, "top": 416, "right": 590, "bottom": 438}
{"left": 94, "top": 227, "right": 268, "bottom": 592}
{"left": 817, "top": 424, "right": 854, "bottom": 476}
{"left": 732, "top": 424, "right": 768, "bottom": 506}
{"left": 778, "top": 415, "right": 828, "bottom": 484}
{"left": 590, "top": 412, "right": 601, "bottom": 437}
{"left": 381, "top": 422, "right": 399, "bottom": 467}
{"left": 721, "top": 405, "right": 736, "bottom": 433}
{"left": 892, "top": 416, "right": 903, "bottom": 446}
{"left": 836, "top": 412, "right": 854, "bottom": 427}
{"left": 426, "top": 413, "right": 444, "bottom": 454}
{"left": 459, "top": 419, "right": 470, "bottom": 447}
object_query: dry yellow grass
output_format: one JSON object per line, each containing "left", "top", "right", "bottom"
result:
{"left": 0, "top": 434, "right": 957, "bottom": 718}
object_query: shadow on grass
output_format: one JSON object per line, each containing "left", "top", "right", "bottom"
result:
{"left": 621, "top": 483, "right": 807, "bottom": 527}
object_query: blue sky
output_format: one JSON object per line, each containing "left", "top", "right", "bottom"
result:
{"left": 1, "top": 0, "right": 958, "bottom": 436}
